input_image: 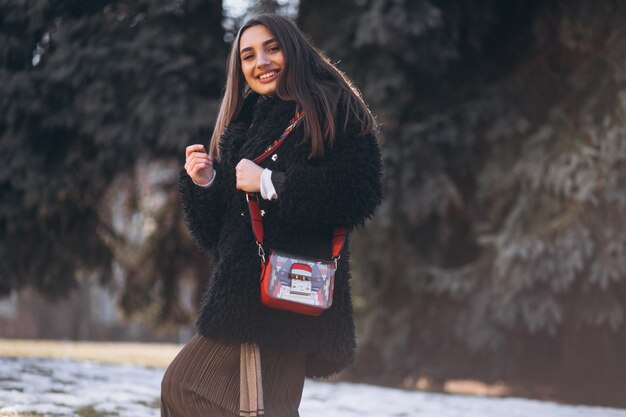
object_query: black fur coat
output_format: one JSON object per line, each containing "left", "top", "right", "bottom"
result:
{"left": 179, "top": 92, "right": 383, "bottom": 377}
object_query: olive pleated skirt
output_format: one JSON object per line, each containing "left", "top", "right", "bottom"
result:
{"left": 161, "top": 333, "right": 306, "bottom": 417}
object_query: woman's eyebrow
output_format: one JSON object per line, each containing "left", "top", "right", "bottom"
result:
{"left": 240, "top": 38, "right": 278, "bottom": 55}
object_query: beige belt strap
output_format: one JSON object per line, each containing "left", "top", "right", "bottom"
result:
{"left": 240, "top": 343, "right": 264, "bottom": 416}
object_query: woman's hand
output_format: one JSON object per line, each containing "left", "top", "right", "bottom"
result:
{"left": 185, "top": 144, "right": 214, "bottom": 186}
{"left": 236, "top": 158, "right": 263, "bottom": 192}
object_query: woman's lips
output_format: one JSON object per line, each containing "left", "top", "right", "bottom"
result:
{"left": 257, "top": 69, "right": 280, "bottom": 83}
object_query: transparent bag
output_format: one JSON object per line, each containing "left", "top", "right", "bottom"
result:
{"left": 260, "top": 251, "right": 337, "bottom": 316}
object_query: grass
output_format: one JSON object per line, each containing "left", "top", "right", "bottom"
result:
{"left": 137, "top": 398, "right": 161, "bottom": 409}
{"left": 0, "top": 338, "right": 183, "bottom": 369}
{"left": 75, "top": 405, "right": 118, "bottom": 417}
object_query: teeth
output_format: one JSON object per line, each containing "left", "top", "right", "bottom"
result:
{"left": 259, "top": 71, "right": 276, "bottom": 80}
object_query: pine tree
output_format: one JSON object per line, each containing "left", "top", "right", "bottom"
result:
{"left": 300, "top": 0, "right": 626, "bottom": 399}
{"left": 0, "top": 0, "right": 225, "bottom": 324}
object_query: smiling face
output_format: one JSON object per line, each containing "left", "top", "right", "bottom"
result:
{"left": 239, "top": 24, "right": 285, "bottom": 95}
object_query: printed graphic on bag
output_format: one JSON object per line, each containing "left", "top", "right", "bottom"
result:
{"left": 289, "top": 263, "right": 313, "bottom": 295}
{"left": 268, "top": 253, "right": 335, "bottom": 308}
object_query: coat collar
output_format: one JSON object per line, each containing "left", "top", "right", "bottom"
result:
{"left": 220, "top": 93, "right": 298, "bottom": 165}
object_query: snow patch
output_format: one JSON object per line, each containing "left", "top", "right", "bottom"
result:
{"left": 0, "top": 357, "right": 624, "bottom": 417}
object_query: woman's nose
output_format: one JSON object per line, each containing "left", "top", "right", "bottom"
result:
{"left": 256, "top": 52, "right": 270, "bottom": 67}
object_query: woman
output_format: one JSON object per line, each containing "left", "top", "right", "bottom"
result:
{"left": 161, "top": 14, "right": 382, "bottom": 417}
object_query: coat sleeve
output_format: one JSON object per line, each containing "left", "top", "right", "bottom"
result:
{"left": 271, "top": 130, "right": 383, "bottom": 231}
{"left": 178, "top": 162, "right": 227, "bottom": 252}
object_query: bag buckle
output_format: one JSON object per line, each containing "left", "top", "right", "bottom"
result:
{"left": 257, "top": 242, "right": 266, "bottom": 264}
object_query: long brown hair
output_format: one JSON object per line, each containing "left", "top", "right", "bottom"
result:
{"left": 209, "top": 14, "right": 376, "bottom": 160}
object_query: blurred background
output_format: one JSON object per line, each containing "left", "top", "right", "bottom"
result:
{"left": 1, "top": 0, "right": 626, "bottom": 409}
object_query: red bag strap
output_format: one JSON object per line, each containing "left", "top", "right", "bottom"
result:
{"left": 245, "top": 112, "right": 345, "bottom": 263}
{"left": 246, "top": 194, "right": 265, "bottom": 245}
{"left": 253, "top": 111, "right": 303, "bottom": 165}
{"left": 331, "top": 227, "right": 346, "bottom": 259}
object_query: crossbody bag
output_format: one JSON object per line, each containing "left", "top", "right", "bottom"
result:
{"left": 246, "top": 111, "right": 345, "bottom": 316}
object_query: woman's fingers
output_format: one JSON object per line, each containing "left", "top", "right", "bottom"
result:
{"left": 235, "top": 158, "right": 259, "bottom": 173}
{"left": 185, "top": 144, "right": 206, "bottom": 159}
{"left": 184, "top": 148, "right": 213, "bottom": 180}
{"left": 187, "top": 154, "right": 212, "bottom": 168}
{"left": 187, "top": 158, "right": 212, "bottom": 174}
{"left": 188, "top": 161, "right": 211, "bottom": 174}
{"left": 184, "top": 145, "right": 215, "bottom": 185}
{"left": 235, "top": 159, "right": 262, "bottom": 192}
{"left": 186, "top": 152, "right": 212, "bottom": 164}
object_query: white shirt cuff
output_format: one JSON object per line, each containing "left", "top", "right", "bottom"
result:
{"left": 260, "top": 168, "right": 278, "bottom": 200}
{"left": 192, "top": 168, "right": 216, "bottom": 188}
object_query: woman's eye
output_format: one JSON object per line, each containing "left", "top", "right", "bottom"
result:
{"left": 242, "top": 54, "right": 254, "bottom": 61}
{"left": 268, "top": 46, "right": 280, "bottom": 53}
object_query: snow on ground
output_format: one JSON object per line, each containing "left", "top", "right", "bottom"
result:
{"left": 0, "top": 356, "right": 625, "bottom": 417}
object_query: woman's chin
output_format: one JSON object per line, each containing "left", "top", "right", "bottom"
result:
{"left": 251, "top": 81, "right": 279, "bottom": 96}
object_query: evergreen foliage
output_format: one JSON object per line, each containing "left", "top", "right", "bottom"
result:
{"left": 0, "top": 0, "right": 225, "bottom": 322}
{"left": 300, "top": 0, "right": 626, "bottom": 394}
